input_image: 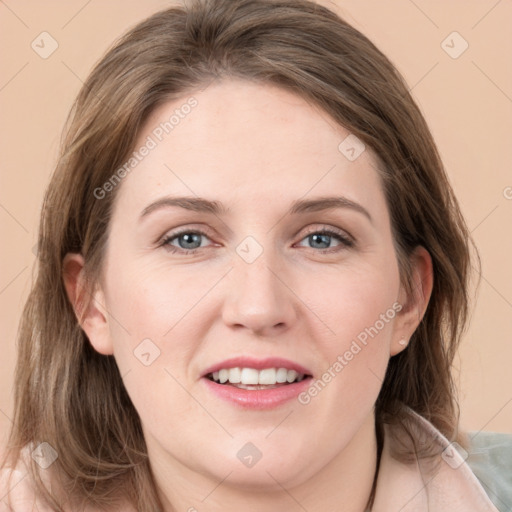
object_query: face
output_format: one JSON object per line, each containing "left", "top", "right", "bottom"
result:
{"left": 77, "top": 79, "right": 425, "bottom": 491}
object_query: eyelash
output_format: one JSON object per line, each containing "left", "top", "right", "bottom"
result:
{"left": 159, "top": 226, "right": 355, "bottom": 255}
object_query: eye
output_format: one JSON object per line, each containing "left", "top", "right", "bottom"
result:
{"left": 296, "top": 227, "right": 354, "bottom": 253}
{"left": 159, "top": 226, "right": 355, "bottom": 255}
{"left": 160, "top": 229, "right": 212, "bottom": 254}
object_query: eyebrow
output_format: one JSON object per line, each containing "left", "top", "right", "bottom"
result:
{"left": 139, "top": 195, "right": 373, "bottom": 224}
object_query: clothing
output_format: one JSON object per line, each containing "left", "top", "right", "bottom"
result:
{"left": 371, "top": 406, "right": 511, "bottom": 511}
{"left": 1, "top": 407, "right": 510, "bottom": 511}
{"left": 466, "top": 430, "right": 512, "bottom": 511}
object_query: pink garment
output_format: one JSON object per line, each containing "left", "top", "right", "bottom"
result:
{"left": 371, "top": 407, "right": 500, "bottom": 511}
{"left": 0, "top": 407, "right": 500, "bottom": 511}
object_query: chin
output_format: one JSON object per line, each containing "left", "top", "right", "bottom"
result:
{"left": 199, "top": 445, "right": 318, "bottom": 491}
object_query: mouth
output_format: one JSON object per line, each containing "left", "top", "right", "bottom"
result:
{"left": 204, "top": 367, "right": 313, "bottom": 390}
{"left": 201, "top": 368, "right": 314, "bottom": 409}
{"left": 200, "top": 356, "right": 314, "bottom": 408}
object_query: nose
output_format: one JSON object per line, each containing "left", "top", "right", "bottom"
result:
{"left": 221, "top": 249, "right": 298, "bottom": 337}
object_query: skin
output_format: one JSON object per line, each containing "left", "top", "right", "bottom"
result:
{"left": 63, "top": 78, "right": 433, "bottom": 512}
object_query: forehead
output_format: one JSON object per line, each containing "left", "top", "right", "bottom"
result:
{"left": 112, "top": 78, "right": 387, "bottom": 220}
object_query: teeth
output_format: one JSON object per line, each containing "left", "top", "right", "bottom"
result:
{"left": 209, "top": 367, "right": 306, "bottom": 385}
{"left": 286, "top": 369, "right": 298, "bottom": 383}
{"left": 228, "top": 367, "right": 241, "bottom": 383}
{"left": 276, "top": 368, "right": 288, "bottom": 383}
{"left": 258, "top": 368, "right": 275, "bottom": 385}
{"left": 241, "top": 368, "right": 259, "bottom": 385}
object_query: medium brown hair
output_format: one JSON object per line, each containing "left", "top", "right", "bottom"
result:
{"left": 1, "top": 0, "right": 479, "bottom": 510}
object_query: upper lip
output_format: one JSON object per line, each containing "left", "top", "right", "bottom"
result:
{"left": 201, "top": 356, "right": 313, "bottom": 378}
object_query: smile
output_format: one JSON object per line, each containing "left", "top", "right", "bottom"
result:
{"left": 207, "top": 367, "right": 308, "bottom": 387}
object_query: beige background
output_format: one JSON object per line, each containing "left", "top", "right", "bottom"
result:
{"left": 1, "top": 0, "right": 511, "bottom": 448}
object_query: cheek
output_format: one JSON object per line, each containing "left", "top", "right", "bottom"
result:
{"left": 105, "top": 257, "right": 213, "bottom": 341}
{"left": 294, "top": 259, "right": 399, "bottom": 410}
{"left": 302, "top": 260, "right": 400, "bottom": 347}
{"left": 101, "top": 262, "right": 215, "bottom": 405}
{"left": 102, "top": 293, "right": 199, "bottom": 437}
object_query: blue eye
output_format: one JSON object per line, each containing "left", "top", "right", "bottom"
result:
{"left": 161, "top": 230, "right": 209, "bottom": 253}
{"left": 297, "top": 229, "right": 354, "bottom": 252}
{"left": 160, "top": 227, "right": 354, "bottom": 255}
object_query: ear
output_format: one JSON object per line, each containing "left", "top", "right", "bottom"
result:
{"left": 62, "top": 253, "right": 114, "bottom": 355}
{"left": 390, "top": 245, "right": 433, "bottom": 356}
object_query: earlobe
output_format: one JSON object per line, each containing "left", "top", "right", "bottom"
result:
{"left": 62, "top": 253, "right": 114, "bottom": 356}
{"left": 390, "top": 246, "right": 433, "bottom": 356}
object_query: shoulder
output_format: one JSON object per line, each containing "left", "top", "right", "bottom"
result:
{"left": 402, "top": 407, "right": 512, "bottom": 511}
{"left": 0, "top": 443, "right": 59, "bottom": 512}
{"left": 1, "top": 446, "right": 138, "bottom": 512}
{"left": 0, "top": 465, "right": 51, "bottom": 511}
{"left": 374, "top": 405, "right": 504, "bottom": 512}
{"left": 0, "top": 445, "right": 55, "bottom": 512}
{"left": 466, "top": 430, "right": 512, "bottom": 512}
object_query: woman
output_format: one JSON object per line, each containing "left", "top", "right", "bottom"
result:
{"left": 1, "top": 0, "right": 510, "bottom": 510}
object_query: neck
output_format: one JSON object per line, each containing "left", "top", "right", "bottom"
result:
{"left": 149, "top": 411, "right": 378, "bottom": 512}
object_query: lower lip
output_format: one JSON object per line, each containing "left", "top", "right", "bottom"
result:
{"left": 201, "top": 376, "right": 313, "bottom": 410}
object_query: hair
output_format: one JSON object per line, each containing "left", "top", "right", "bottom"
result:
{"left": 1, "top": 0, "right": 480, "bottom": 510}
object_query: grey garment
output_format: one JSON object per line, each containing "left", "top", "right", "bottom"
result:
{"left": 466, "top": 431, "right": 512, "bottom": 512}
